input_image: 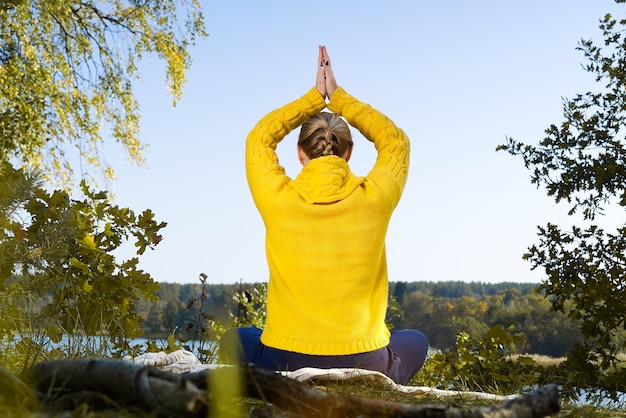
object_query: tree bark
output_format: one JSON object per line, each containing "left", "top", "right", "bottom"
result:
{"left": 190, "top": 364, "right": 560, "bottom": 418}
{"left": 26, "top": 358, "right": 206, "bottom": 417}
{"left": 25, "top": 359, "right": 560, "bottom": 418}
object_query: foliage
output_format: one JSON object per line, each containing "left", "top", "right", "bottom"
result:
{"left": 135, "top": 279, "right": 270, "bottom": 364}
{"left": 178, "top": 272, "right": 214, "bottom": 362}
{"left": 497, "top": 12, "right": 626, "bottom": 394}
{"left": 0, "top": 0, "right": 207, "bottom": 186}
{"left": 0, "top": 161, "right": 166, "bottom": 371}
{"left": 230, "top": 281, "right": 268, "bottom": 330}
{"left": 385, "top": 295, "right": 403, "bottom": 330}
{"left": 0, "top": 364, "right": 40, "bottom": 414}
{"left": 398, "top": 280, "right": 539, "bottom": 299}
{"left": 396, "top": 284, "right": 583, "bottom": 357}
{"left": 171, "top": 273, "right": 242, "bottom": 364}
{"left": 415, "top": 325, "right": 546, "bottom": 395}
{"left": 205, "top": 281, "right": 268, "bottom": 362}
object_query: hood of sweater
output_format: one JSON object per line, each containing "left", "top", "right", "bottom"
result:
{"left": 291, "top": 155, "right": 364, "bottom": 205}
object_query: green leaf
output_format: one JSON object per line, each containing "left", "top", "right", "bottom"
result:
{"left": 69, "top": 257, "right": 88, "bottom": 275}
{"left": 516, "top": 356, "right": 537, "bottom": 366}
{"left": 491, "top": 373, "right": 511, "bottom": 383}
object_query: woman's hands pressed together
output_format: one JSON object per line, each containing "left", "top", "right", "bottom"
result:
{"left": 316, "top": 45, "right": 337, "bottom": 100}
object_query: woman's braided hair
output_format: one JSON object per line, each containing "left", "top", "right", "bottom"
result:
{"left": 298, "top": 112, "right": 353, "bottom": 159}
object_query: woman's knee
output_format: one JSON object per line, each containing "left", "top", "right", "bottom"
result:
{"left": 391, "top": 329, "right": 428, "bottom": 349}
{"left": 414, "top": 330, "right": 429, "bottom": 353}
{"left": 390, "top": 329, "right": 429, "bottom": 368}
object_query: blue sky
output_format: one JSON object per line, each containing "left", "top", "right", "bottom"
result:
{"left": 107, "top": 1, "right": 625, "bottom": 285}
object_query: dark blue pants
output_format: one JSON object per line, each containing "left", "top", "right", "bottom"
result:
{"left": 218, "top": 327, "right": 428, "bottom": 385}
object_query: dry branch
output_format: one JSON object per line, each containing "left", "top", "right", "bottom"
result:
{"left": 25, "top": 358, "right": 560, "bottom": 418}
{"left": 190, "top": 364, "right": 560, "bottom": 418}
{"left": 27, "top": 358, "right": 206, "bottom": 417}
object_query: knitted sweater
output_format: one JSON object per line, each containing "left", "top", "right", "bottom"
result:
{"left": 245, "top": 87, "right": 410, "bottom": 355}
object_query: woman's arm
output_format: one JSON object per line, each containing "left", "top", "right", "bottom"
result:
{"left": 328, "top": 88, "right": 410, "bottom": 198}
{"left": 247, "top": 46, "right": 332, "bottom": 193}
{"left": 323, "top": 46, "right": 409, "bottom": 197}
{"left": 245, "top": 88, "right": 326, "bottom": 196}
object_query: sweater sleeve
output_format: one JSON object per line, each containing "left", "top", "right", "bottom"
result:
{"left": 246, "top": 88, "right": 327, "bottom": 201}
{"left": 246, "top": 88, "right": 326, "bottom": 204}
{"left": 327, "top": 87, "right": 410, "bottom": 200}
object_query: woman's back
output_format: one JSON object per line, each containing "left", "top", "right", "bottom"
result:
{"left": 219, "top": 46, "right": 427, "bottom": 386}
{"left": 246, "top": 86, "right": 409, "bottom": 355}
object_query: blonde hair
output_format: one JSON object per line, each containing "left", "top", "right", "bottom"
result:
{"left": 298, "top": 112, "right": 353, "bottom": 159}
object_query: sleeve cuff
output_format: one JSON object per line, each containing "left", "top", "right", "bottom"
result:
{"left": 304, "top": 87, "right": 328, "bottom": 110}
{"left": 327, "top": 86, "right": 351, "bottom": 115}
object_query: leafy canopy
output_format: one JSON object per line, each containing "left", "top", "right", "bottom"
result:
{"left": 498, "top": 12, "right": 626, "bottom": 394}
{"left": 0, "top": 0, "right": 207, "bottom": 186}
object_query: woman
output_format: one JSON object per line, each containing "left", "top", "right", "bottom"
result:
{"left": 219, "top": 46, "right": 428, "bottom": 385}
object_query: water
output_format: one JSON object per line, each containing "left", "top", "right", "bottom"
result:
{"left": 7, "top": 333, "right": 216, "bottom": 361}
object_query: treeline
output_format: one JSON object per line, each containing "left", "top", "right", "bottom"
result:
{"left": 135, "top": 281, "right": 584, "bottom": 358}
{"left": 389, "top": 281, "right": 582, "bottom": 357}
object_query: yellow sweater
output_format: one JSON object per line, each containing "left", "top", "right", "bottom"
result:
{"left": 246, "top": 87, "right": 410, "bottom": 355}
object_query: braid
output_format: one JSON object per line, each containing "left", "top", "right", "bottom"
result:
{"left": 312, "top": 131, "right": 339, "bottom": 157}
{"left": 327, "top": 133, "right": 340, "bottom": 156}
{"left": 298, "top": 113, "right": 353, "bottom": 161}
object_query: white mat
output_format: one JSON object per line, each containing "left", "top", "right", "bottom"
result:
{"left": 123, "top": 349, "right": 516, "bottom": 401}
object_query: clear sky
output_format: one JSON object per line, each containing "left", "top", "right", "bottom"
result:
{"left": 106, "top": 1, "right": 625, "bottom": 285}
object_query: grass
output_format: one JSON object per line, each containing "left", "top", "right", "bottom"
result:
{"left": 315, "top": 353, "right": 625, "bottom": 418}
{"left": 1, "top": 359, "right": 625, "bottom": 417}
{"left": 311, "top": 379, "right": 626, "bottom": 418}
{"left": 511, "top": 353, "right": 566, "bottom": 367}
{"left": 233, "top": 378, "right": 626, "bottom": 417}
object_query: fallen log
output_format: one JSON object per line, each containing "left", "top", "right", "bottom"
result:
{"left": 26, "top": 358, "right": 206, "bottom": 417}
{"left": 189, "top": 364, "right": 561, "bottom": 418}
{"left": 25, "top": 358, "right": 560, "bottom": 418}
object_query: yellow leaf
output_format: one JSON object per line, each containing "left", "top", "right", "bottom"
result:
{"left": 81, "top": 235, "right": 96, "bottom": 249}
{"left": 82, "top": 279, "right": 93, "bottom": 294}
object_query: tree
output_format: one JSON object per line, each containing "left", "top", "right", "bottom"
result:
{"left": 0, "top": 162, "right": 166, "bottom": 371}
{"left": 0, "top": 0, "right": 204, "bottom": 372}
{"left": 0, "top": 0, "right": 206, "bottom": 186}
{"left": 392, "top": 281, "right": 408, "bottom": 304}
{"left": 498, "top": 12, "right": 626, "bottom": 392}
